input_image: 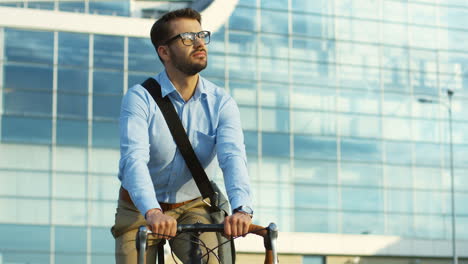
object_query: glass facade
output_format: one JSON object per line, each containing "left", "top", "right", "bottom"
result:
{"left": 1, "top": 0, "right": 468, "bottom": 263}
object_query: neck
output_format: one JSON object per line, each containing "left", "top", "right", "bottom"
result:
{"left": 165, "top": 67, "right": 199, "bottom": 102}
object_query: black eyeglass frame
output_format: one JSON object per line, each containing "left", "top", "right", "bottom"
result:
{"left": 162, "top": 30, "right": 211, "bottom": 46}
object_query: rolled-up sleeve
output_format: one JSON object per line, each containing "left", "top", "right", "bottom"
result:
{"left": 119, "top": 86, "right": 160, "bottom": 216}
{"left": 216, "top": 97, "right": 253, "bottom": 211}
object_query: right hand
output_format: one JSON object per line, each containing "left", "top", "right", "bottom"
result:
{"left": 145, "top": 208, "right": 177, "bottom": 239}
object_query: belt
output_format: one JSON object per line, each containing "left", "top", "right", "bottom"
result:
{"left": 119, "top": 187, "right": 197, "bottom": 212}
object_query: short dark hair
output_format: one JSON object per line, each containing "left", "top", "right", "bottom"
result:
{"left": 150, "top": 8, "right": 202, "bottom": 62}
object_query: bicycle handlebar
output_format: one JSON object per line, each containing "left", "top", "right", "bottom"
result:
{"left": 137, "top": 222, "right": 278, "bottom": 264}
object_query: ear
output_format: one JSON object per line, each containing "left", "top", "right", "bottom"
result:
{"left": 157, "top": 45, "right": 170, "bottom": 63}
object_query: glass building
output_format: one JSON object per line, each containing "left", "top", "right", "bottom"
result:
{"left": 0, "top": 0, "right": 468, "bottom": 263}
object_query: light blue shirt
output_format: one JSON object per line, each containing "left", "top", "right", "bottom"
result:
{"left": 118, "top": 70, "right": 252, "bottom": 216}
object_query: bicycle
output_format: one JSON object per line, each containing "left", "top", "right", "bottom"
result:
{"left": 136, "top": 222, "right": 278, "bottom": 264}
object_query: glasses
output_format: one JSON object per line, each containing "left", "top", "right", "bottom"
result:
{"left": 163, "top": 31, "right": 211, "bottom": 46}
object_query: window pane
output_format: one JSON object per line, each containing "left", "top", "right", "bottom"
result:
{"left": 239, "top": 106, "right": 257, "bottom": 130}
{"left": 93, "top": 95, "right": 122, "bottom": 120}
{"left": 260, "top": 34, "right": 288, "bottom": 58}
{"left": 262, "top": 132, "right": 289, "bottom": 158}
{"left": 382, "top": 92, "right": 411, "bottom": 117}
{"left": 55, "top": 146, "right": 88, "bottom": 172}
{"left": 59, "top": 0, "right": 85, "bottom": 13}
{"left": 230, "top": 81, "right": 257, "bottom": 106}
{"left": 338, "top": 114, "right": 381, "bottom": 138}
{"left": 336, "top": 42, "right": 379, "bottom": 67}
{"left": 341, "top": 162, "right": 382, "bottom": 186}
{"left": 91, "top": 227, "right": 114, "bottom": 254}
{"left": 261, "top": 108, "right": 289, "bottom": 133}
{"left": 128, "top": 72, "right": 149, "bottom": 88}
{"left": 414, "top": 142, "right": 442, "bottom": 166}
{"left": 414, "top": 214, "right": 448, "bottom": 239}
{"left": 5, "top": 29, "right": 54, "bottom": 64}
{"left": 90, "top": 201, "right": 115, "bottom": 226}
{"left": 55, "top": 226, "right": 87, "bottom": 253}
{"left": 54, "top": 200, "right": 86, "bottom": 225}
{"left": 0, "top": 144, "right": 50, "bottom": 170}
{"left": 89, "top": 148, "right": 120, "bottom": 174}
{"left": 94, "top": 35, "right": 124, "bottom": 69}
{"left": 0, "top": 171, "right": 49, "bottom": 197}
{"left": 57, "top": 119, "right": 88, "bottom": 146}
{"left": 293, "top": 111, "right": 336, "bottom": 136}
{"left": 337, "top": 90, "right": 379, "bottom": 114}
{"left": 291, "top": 38, "right": 334, "bottom": 62}
{"left": 340, "top": 138, "right": 382, "bottom": 162}
{"left": 4, "top": 64, "right": 53, "bottom": 91}
{"left": 294, "top": 160, "right": 337, "bottom": 184}
{"left": 90, "top": 175, "right": 120, "bottom": 200}
{"left": 342, "top": 212, "right": 384, "bottom": 235}
{"left": 294, "top": 135, "right": 336, "bottom": 160}
{"left": 92, "top": 121, "right": 119, "bottom": 148}
{"left": 55, "top": 254, "right": 87, "bottom": 264}
{"left": 291, "top": 61, "right": 335, "bottom": 87}
{"left": 384, "top": 165, "right": 413, "bottom": 188}
{"left": 293, "top": 14, "right": 329, "bottom": 38}
{"left": 387, "top": 190, "right": 413, "bottom": 213}
{"left": 2, "top": 252, "right": 50, "bottom": 264}
{"left": 203, "top": 54, "right": 224, "bottom": 78}
{"left": 58, "top": 93, "right": 88, "bottom": 118}
{"left": 229, "top": 6, "right": 257, "bottom": 31}
{"left": 3, "top": 90, "right": 52, "bottom": 116}
{"left": 58, "top": 32, "right": 89, "bottom": 67}
{"left": 260, "top": 58, "right": 288, "bottom": 82}
{"left": 261, "top": 0, "right": 287, "bottom": 9}
{"left": 128, "top": 37, "right": 162, "bottom": 73}
{"left": 228, "top": 56, "right": 256, "bottom": 80}
{"left": 259, "top": 157, "right": 290, "bottom": 182}
{"left": 387, "top": 214, "right": 413, "bottom": 237}
{"left": 0, "top": 198, "right": 50, "bottom": 224}
{"left": 295, "top": 185, "right": 337, "bottom": 209}
{"left": 338, "top": 65, "right": 379, "bottom": 91}
{"left": 2, "top": 116, "right": 52, "bottom": 144}
{"left": 295, "top": 209, "right": 337, "bottom": 233}
{"left": 89, "top": 0, "right": 130, "bottom": 17}
{"left": 57, "top": 68, "right": 89, "bottom": 93}
{"left": 260, "top": 83, "right": 288, "bottom": 107}
{"left": 385, "top": 141, "right": 412, "bottom": 165}
{"left": 244, "top": 131, "right": 258, "bottom": 155}
{"left": 291, "top": 86, "right": 335, "bottom": 111}
{"left": 414, "top": 190, "right": 449, "bottom": 214}
{"left": 0, "top": 224, "right": 50, "bottom": 251}
{"left": 382, "top": 68, "right": 409, "bottom": 92}
{"left": 229, "top": 31, "right": 256, "bottom": 56}
{"left": 93, "top": 70, "right": 124, "bottom": 95}
{"left": 342, "top": 187, "right": 382, "bottom": 211}
{"left": 55, "top": 173, "right": 86, "bottom": 199}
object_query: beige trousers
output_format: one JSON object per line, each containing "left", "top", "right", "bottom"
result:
{"left": 111, "top": 197, "right": 219, "bottom": 264}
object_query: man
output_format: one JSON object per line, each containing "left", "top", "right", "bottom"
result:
{"left": 111, "top": 8, "right": 253, "bottom": 264}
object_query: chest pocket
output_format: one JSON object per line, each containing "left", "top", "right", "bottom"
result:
{"left": 194, "top": 131, "right": 217, "bottom": 168}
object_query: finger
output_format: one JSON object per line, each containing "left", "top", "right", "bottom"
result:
{"left": 152, "top": 224, "right": 159, "bottom": 239}
{"left": 169, "top": 219, "right": 177, "bottom": 239}
{"left": 242, "top": 220, "right": 250, "bottom": 236}
{"left": 231, "top": 217, "right": 238, "bottom": 237}
{"left": 224, "top": 216, "right": 231, "bottom": 237}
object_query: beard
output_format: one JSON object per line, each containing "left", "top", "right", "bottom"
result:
{"left": 170, "top": 48, "right": 208, "bottom": 76}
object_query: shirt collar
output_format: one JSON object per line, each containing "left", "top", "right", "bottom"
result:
{"left": 156, "top": 70, "right": 207, "bottom": 101}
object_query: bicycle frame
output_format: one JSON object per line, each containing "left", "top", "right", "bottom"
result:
{"left": 136, "top": 222, "right": 278, "bottom": 264}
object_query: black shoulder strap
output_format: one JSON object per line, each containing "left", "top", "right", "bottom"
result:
{"left": 141, "top": 78, "right": 215, "bottom": 199}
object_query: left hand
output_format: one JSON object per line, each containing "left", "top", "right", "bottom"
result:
{"left": 223, "top": 212, "right": 252, "bottom": 238}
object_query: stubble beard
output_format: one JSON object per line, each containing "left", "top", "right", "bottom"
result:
{"left": 171, "top": 50, "right": 208, "bottom": 76}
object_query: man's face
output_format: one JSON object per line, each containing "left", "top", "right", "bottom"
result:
{"left": 166, "top": 18, "right": 208, "bottom": 76}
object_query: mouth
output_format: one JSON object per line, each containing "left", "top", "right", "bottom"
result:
{"left": 192, "top": 50, "right": 207, "bottom": 58}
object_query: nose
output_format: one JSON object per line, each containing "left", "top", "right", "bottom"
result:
{"left": 193, "top": 36, "right": 206, "bottom": 48}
